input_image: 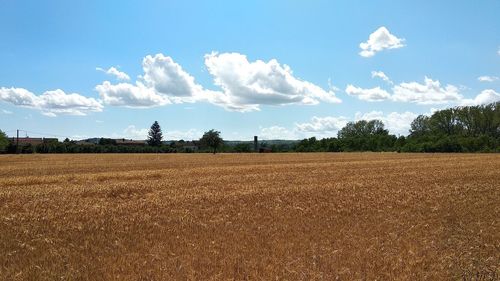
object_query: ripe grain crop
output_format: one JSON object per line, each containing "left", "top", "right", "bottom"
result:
{"left": 0, "top": 153, "right": 499, "bottom": 280}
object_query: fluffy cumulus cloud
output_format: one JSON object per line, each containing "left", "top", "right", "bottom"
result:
{"left": 295, "top": 116, "right": 348, "bottom": 134}
{"left": 95, "top": 81, "right": 171, "bottom": 108}
{"left": 203, "top": 52, "right": 341, "bottom": 111}
{"left": 96, "top": 67, "right": 130, "bottom": 81}
{"left": 165, "top": 129, "right": 203, "bottom": 140}
{"left": 461, "top": 89, "right": 500, "bottom": 106}
{"left": 122, "top": 125, "right": 149, "bottom": 139}
{"left": 258, "top": 117, "right": 349, "bottom": 140}
{"left": 0, "top": 87, "right": 103, "bottom": 116}
{"left": 391, "top": 77, "right": 463, "bottom": 105}
{"left": 354, "top": 111, "right": 418, "bottom": 135}
{"left": 371, "top": 71, "right": 393, "bottom": 84}
{"left": 96, "top": 54, "right": 202, "bottom": 108}
{"left": 359, "top": 27, "right": 405, "bottom": 57}
{"left": 345, "top": 85, "right": 391, "bottom": 102}
{"left": 477, "top": 76, "right": 498, "bottom": 82}
{"left": 348, "top": 75, "right": 499, "bottom": 107}
{"left": 259, "top": 126, "right": 298, "bottom": 140}
{"left": 141, "top": 54, "right": 204, "bottom": 101}
{"left": 96, "top": 53, "right": 340, "bottom": 112}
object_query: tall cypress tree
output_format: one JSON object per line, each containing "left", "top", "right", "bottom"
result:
{"left": 147, "top": 121, "right": 163, "bottom": 146}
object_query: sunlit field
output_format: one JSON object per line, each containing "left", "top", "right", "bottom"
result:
{"left": 0, "top": 153, "right": 499, "bottom": 280}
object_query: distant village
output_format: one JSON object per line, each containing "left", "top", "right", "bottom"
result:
{"left": 7, "top": 136, "right": 298, "bottom": 153}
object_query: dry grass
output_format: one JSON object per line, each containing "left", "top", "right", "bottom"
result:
{"left": 0, "top": 153, "right": 499, "bottom": 280}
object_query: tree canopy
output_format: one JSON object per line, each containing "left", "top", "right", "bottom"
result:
{"left": 335, "top": 120, "right": 395, "bottom": 151}
{"left": 0, "top": 130, "right": 8, "bottom": 152}
{"left": 402, "top": 102, "right": 499, "bottom": 152}
{"left": 200, "top": 129, "right": 223, "bottom": 154}
{"left": 338, "top": 120, "right": 388, "bottom": 139}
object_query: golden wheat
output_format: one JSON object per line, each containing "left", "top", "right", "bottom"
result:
{"left": 0, "top": 153, "right": 499, "bottom": 280}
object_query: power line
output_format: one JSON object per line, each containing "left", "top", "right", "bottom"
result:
{"left": 25, "top": 130, "right": 71, "bottom": 139}
{"left": 8, "top": 129, "right": 73, "bottom": 139}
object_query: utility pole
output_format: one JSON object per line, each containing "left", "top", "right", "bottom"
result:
{"left": 16, "top": 129, "right": 19, "bottom": 154}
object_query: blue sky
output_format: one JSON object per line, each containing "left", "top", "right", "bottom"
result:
{"left": 1, "top": 0, "right": 499, "bottom": 140}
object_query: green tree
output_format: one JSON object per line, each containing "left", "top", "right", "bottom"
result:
{"left": 429, "top": 108, "right": 459, "bottom": 135}
{"left": 200, "top": 129, "right": 223, "bottom": 154}
{"left": 147, "top": 121, "right": 163, "bottom": 146}
{"left": 337, "top": 120, "right": 392, "bottom": 151}
{"left": 0, "top": 130, "right": 9, "bottom": 152}
{"left": 403, "top": 101, "right": 500, "bottom": 152}
{"left": 338, "top": 120, "right": 387, "bottom": 139}
{"left": 409, "top": 115, "right": 431, "bottom": 137}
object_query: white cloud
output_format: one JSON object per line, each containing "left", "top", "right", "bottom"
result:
{"left": 96, "top": 81, "right": 171, "bottom": 108}
{"left": 371, "top": 71, "right": 393, "bottom": 84}
{"left": 0, "top": 87, "right": 38, "bottom": 106}
{"left": 392, "top": 77, "right": 462, "bottom": 105}
{"left": 204, "top": 52, "right": 341, "bottom": 111}
{"left": 354, "top": 111, "right": 418, "bottom": 135}
{"left": 295, "top": 116, "right": 348, "bottom": 134}
{"left": 96, "top": 53, "right": 341, "bottom": 111}
{"left": 0, "top": 87, "right": 103, "bottom": 116}
{"left": 345, "top": 85, "right": 391, "bottom": 102}
{"left": 258, "top": 120, "right": 347, "bottom": 140}
{"left": 122, "top": 125, "right": 149, "bottom": 139}
{"left": 359, "top": 26, "right": 405, "bottom": 57}
{"left": 42, "top": 112, "right": 57, "bottom": 117}
{"left": 200, "top": 89, "right": 260, "bottom": 112}
{"left": 96, "top": 66, "right": 130, "bottom": 81}
{"left": 347, "top": 76, "right": 498, "bottom": 107}
{"left": 477, "top": 76, "right": 499, "bottom": 82}
{"left": 96, "top": 54, "right": 202, "bottom": 107}
{"left": 259, "top": 126, "right": 299, "bottom": 140}
{"left": 460, "top": 89, "right": 500, "bottom": 106}
{"left": 142, "top": 54, "right": 203, "bottom": 101}
{"left": 165, "top": 129, "right": 203, "bottom": 140}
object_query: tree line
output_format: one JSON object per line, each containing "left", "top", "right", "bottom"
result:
{"left": 295, "top": 102, "right": 499, "bottom": 153}
{"left": 0, "top": 102, "right": 498, "bottom": 154}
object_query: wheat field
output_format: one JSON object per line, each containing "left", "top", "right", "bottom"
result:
{"left": 0, "top": 153, "right": 499, "bottom": 280}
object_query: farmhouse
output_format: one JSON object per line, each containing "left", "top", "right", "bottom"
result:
{"left": 9, "top": 137, "right": 58, "bottom": 146}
